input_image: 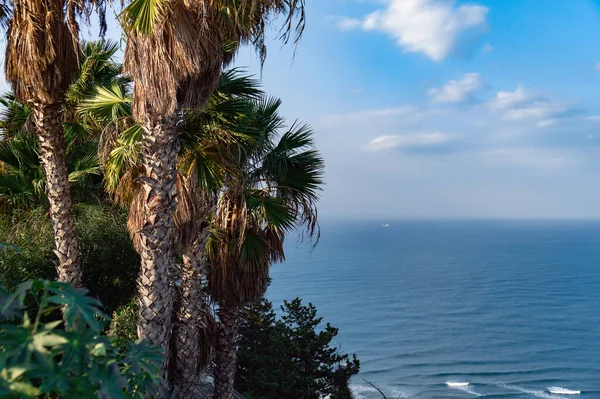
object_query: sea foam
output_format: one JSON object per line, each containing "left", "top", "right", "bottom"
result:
{"left": 499, "top": 383, "right": 568, "bottom": 399}
{"left": 446, "top": 381, "right": 470, "bottom": 387}
{"left": 349, "top": 384, "right": 407, "bottom": 399}
{"left": 446, "top": 381, "right": 484, "bottom": 396}
{"left": 548, "top": 387, "right": 581, "bottom": 395}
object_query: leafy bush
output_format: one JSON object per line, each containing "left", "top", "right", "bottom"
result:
{"left": 0, "top": 204, "right": 139, "bottom": 314}
{"left": 236, "top": 298, "right": 360, "bottom": 399}
{"left": 0, "top": 208, "right": 55, "bottom": 288}
{"left": 108, "top": 298, "right": 139, "bottom": 344}
{"left": 75, "top": 204, "right": 140, "bottom": 312}
{"left": 0, "top": 279, "right": 161, "bottom": 398}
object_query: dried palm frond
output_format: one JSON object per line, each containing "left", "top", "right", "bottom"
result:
{"left": 197, "top": 306, "right": 216, "bottom": 370}
{"left": 121, "top": 0, "right": 306, "bottom": 118}
{"left": 6, "top": 1, "right": 79, "bottom": 104}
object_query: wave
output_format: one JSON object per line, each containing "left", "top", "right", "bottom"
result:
{"left": 446, "top": 381, "right": 484, "bottom": 396}
{"left": 446, "top": 381, "right": 470, "bottom": 387}
{"left": 499, "top": 383, "right": 568, "bottom": 399}
{"left": 349, "top": 384, "right": 407, "bottom": 399}
{"left": 547, "top": 387, "right": 581, "bottom": 395}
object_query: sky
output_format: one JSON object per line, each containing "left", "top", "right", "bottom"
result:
{"left": 4, "top": 0, "right": 600, "bottom": 220}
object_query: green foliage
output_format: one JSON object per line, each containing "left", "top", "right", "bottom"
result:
{"left": 0, "top": 279, "right": 162, "bottom": 398}
{"left": 0, "top": 112, "right": 102, "bottom": 212}
{"left": 0, "top": 205, "right": 140, "bottom": 315}
{"left": 0, "top": 209, "right": 55, "bottom": 289}
{"left": 66, "top": 40, "right": 122, "bottom": 107}
{"left": 75, "top": 205, "right": 140, "bottom": 313}
{"left": 0, "top": 40, "right": 122, "bottom": 213}
{"left": 236, "top": 298, "right": 360, "bottom": 399}
{"left": 108, "top": 298, "right": 139, "bottom": 345}
{"left": 120, "top": 0, "right": 166, "bottom": 35}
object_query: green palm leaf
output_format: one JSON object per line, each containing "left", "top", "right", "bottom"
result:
{"left": 79, "top": 82, "right": 132, "bottom": 122}
{"left": 120, "top": 0, "right": 166, "bottom": 34}
{"left": 67, "top": 40, "right": 122, "bottom": 105}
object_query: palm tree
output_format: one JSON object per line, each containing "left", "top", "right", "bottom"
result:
{"left": 207, "top": 97, "right": 324, "bottom": 399}
{"left": 0, "top": 40, "right": 122, "bottom": 213}
{"left": 4, "top": 1, "right": 108, "bottom": 288}
{"left": 80, "top": 69, "right": 265, "bottom": 394}
{"left": 117, "top": 0, "right": 307, "bottom": 377}
{"left": 171, "top": 72, "right": 264, "bottom": 397}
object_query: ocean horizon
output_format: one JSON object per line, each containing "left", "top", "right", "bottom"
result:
{"left": 266, "top": 220, "right": 600, "bottom": 398}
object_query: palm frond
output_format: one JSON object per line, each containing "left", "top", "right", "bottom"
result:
{"left": 0, "top": 2, "right": 11, "bottom": 29}
{"left": 78, "top": 82, "right": 132, "bottom": 122}
{"left": 215, "top": 69, "right": 263, "bottom": 100}
{"left": 246, "top": 193, "right": 295, "bottom": 232}
{"left": 66, "top": 39, "right": 122, "bottom": 105}
{"left": 208, "top": 226, "right": 270, "bottom": 307}
{"left": 63, "top": 121, "right": 89, "bottom": 152}
{"left": 103, "top": 123, "right": 143, "bottom": 195}
{"left": 246, "top": 96, "right": 285, "bottom": 152}
{"left": 0, "top": 92, "right": 32, "bottom": 138}
{"left": 119, "top": 0, "right": 166, "bottom": 35}
{"left": 67, "top": 142, "right": 102, "bottom": 184}
{"left": 0, "top": 172, "right": 37, "bottom": 211}
{"left": 0, "top": 141, "right": 21, "bottom": 170}
{"left": 6, "top": 0, "right": 79, "bottom": 104}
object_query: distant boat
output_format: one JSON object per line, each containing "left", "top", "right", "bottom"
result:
{"left": 382, "top": 224, "right": 389, "bottom": 227}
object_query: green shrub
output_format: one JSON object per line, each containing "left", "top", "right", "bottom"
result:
{"left": 0, "top": 204, "right": 139, "bottom": 314}
{"left": 0, "top": 208, "right": 55, "bottom": 288}
{"left": 75, "top": 204, "right": 140, "bottom": 313}
{"left": 108, "top": 297, "right": 139, "bottom": 344}
{"left": 236, "top": 298, "right": 360, "bottom": 399}
{"left": 0, "top": 279, "right": 161, "bottom": 398}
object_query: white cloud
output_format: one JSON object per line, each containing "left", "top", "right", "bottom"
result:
{"left": 536, "top": 119, "right": 556, "bottom": 128}
{"left": 364, "top": 132, "right": 449, "bottom": 151}
{"left": 488, "top": 85, "right": 530, "bottom": 109}
{"left": 336, "top": 17, "right": 363, "bottom": 31}
{"left": 338, "top": 0, "right": 489, "bottom": 61}
{"left": 428, "top": 73, "right": 487, "bottom": 103}
{"left": 595, "top": 62, "right": 600, "bottom": 71}
{"left": 487, "top": 85, "right": 572, "bottom": 121}
{"left": 481, "top": 42, "right": 494, "bottom": 52}
{"left": 584, "top": 115, "right": 600, "bottom": 122}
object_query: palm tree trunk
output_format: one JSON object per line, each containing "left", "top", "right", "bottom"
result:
{"left": 212, "top": 304, "right": 239, "bottom": 399}
{"left": 136, "top": 117, "right": 179, "bottom": 380}
{"left": 172, "top": 227, "right": 211, "bottom": 398}
{"left": 32, "top": 103, "right": 82, "bottom": 289}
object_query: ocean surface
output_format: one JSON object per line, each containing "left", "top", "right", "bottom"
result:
{"left": 265, "top": 220, "right": 600, "bottom": 399}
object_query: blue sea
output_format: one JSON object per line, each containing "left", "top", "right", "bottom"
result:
{"left": 266, "top": 220, "right": 600, "bottom": 399}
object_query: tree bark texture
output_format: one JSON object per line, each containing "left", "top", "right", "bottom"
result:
{"left": 172, "top": 226, "right": 212, "bottom": 398}
{"left": 212, "top": 304, "right": 239, "bottom": 399}
{"left": 136, "top": 117, "right": 179, "bottom": 381}
{"left": 32, "top": 104, "right": 82, "bottom": 289}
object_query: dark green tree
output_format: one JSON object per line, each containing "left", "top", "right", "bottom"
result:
{"left": 237, "top": 298, "right": 360, "bottom": 399}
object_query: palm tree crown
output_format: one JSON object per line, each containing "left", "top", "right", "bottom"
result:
{"left": 120, "top": 0, "right": 306, "bottom": 119}
{"left": 208, "top": 95, "right": 324, "bottom": 307}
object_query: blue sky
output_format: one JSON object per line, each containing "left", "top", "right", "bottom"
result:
{"left": 4, "top": 0, "right": 600, "bottom": 219}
